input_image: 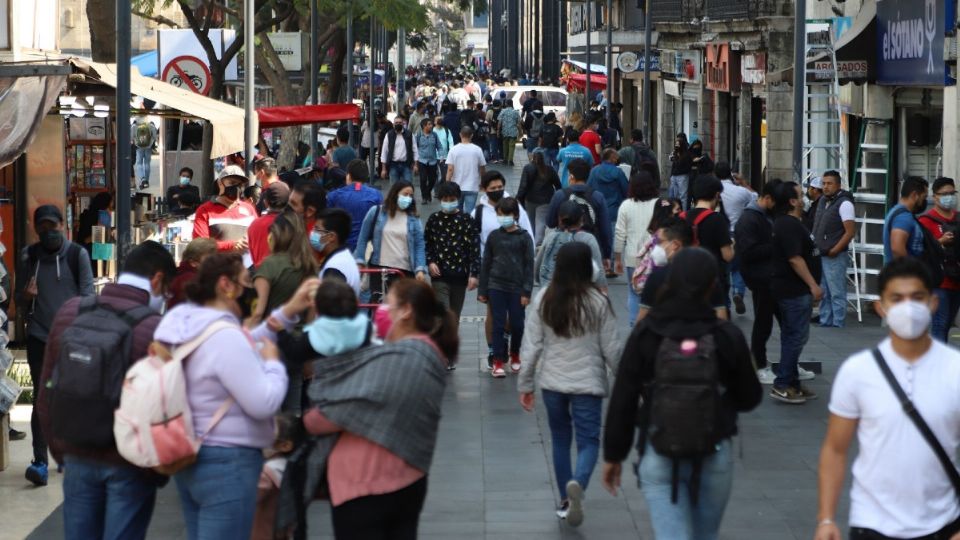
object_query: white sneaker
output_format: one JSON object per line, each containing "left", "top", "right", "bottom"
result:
{"left": 555, "top": 500, "right": 569, "bottom": 520}
{"left": 565, "top": 480, "right": 584, "bottom": 527}
{"left": 756, "top": 366, "right": 775, "bottom": 385}
{"left": 798, "top": 365, "right": 816, "bottom": 381}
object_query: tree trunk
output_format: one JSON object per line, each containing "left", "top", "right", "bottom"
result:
{"left": 255, "top": 33, "right": 306, "bottom": 170}
{"left": 86, "top": 0, "right": 116, "bottom": 62}
{"left": 325, "top": 29, "right": 346, "bottom": 104}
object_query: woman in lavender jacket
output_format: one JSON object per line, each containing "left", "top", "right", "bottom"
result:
{"left": 154, "top": 252, "right": 318, "bottom": 540}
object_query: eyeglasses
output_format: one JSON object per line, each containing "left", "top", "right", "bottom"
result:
{"left": 937, "top": 191, "right": 957, "bottom": 196}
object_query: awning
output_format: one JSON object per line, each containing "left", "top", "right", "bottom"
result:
{"left": 257, "top": 104, "right": 361, "bottom": 129}
{"left": 0, "top": 63, "right": 66, "bottom": 169}
{"left": 767, "top": 5, "right": 876, "bottom": 86}
{"left": 565, "top": 73, "right": 608, "bottom": 92}
{"left": 563, "top": 59, "right": 608, "bottom": 76}
{"left": 131, "top": 50, "right": 158, "bottom": 78}
{"left": 71, "top": 58, "right": 250, "bottom": 158}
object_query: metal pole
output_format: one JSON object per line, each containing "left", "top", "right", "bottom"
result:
{"left": 605, "top": 0, "right": 612, "bottom": 124}
{"left": 346, "top": 8, "right": 355, "bottom": 147}
{"left": 381, "top": 27, "right": 389, "bottom": 115}
{"left": 368, "top": 15, "right": 377, "bottom": 175}
{"left": 244, "top": 0, "right": 255, "bottom": 175}
{"left": 397, "top": 27, "right": 405, "bottom": 106}
{"left": 642, "top": 0, "right": 651, "bottom": 139}
{"left": 173, "top": 119, "right": 184, "bottom": 181}
{"left": 792, "top": 0, "right": 806, "bottom": 184}
{"left": 585, "top": 0, "right": 591, "bottom": 106}
{"left": 310, "top": 0, "right": 319, "bottom": 163}
{"left": 116, "top": 0, "right": 131, "bottom": 260}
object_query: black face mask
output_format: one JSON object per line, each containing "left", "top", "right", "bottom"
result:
{"left": 487, "top": 189, "right": 504, "bottom": 202}
{"left": 914, "top": 197, "right": 928, "bottom": 214}
{"left": 222, "top": 185, "right": 241, "bottom": 200}
{"left": 40, "top": 229, "right": 62, "bottom": 252}
{"left": 394, "top": 124, "right": 404, "bottom": 133}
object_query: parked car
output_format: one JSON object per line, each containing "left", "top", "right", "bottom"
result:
{"left": 483, "top": 85, "right": 568, "bottom": 124}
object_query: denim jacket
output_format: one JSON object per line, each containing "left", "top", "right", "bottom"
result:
{"left": 353, "top": 205, "right": 427, "bottom": 275}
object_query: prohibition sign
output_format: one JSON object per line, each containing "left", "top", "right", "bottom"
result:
{"left": 162, "top": 55, "right": 212, "bottom": 96}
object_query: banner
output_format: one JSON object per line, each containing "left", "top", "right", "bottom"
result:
{"left": 876, "top": 0, "right": 952, "bottom": 86}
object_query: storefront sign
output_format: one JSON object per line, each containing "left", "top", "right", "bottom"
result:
{"left": 266, "top": 33, "right": 306, "bottom": 72}
{"left": 661, "top": 50, "right": 701, "bottom": 83}
{"left": 705, "top": 44, "right": 740, "bottom": 92}
{"left": 877, "top": 0, "right": 953, "bottom": 86}
{"left": 664, "top": 80, "right": 680, "bottom": 98}
{"left": 741, "top": 52, "right": 766, "bottom": 85}
{"left": 616, "top": 51, "right": 660, "bottom": 73}
{"left": 812, "top": 60, "right": 869, "bottom": 80}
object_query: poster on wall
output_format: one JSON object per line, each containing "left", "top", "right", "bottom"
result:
{"left": 876, "top": 0, "right": 953, "bottom": 86}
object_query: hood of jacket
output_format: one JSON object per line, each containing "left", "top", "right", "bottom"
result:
{"left": 594, "top": 162, "right": 622, "bottom": 183}
{"left": 304, "top": 313, "right": 370, "bottom": 356}
{"left": 744, "top": 200, "right": 773, "bottom": 223}
{"left": 153, "top": 302, "right": 240, "bottom": 346}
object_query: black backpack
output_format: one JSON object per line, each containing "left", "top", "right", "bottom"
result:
{"left": 48, "top": 296, "right": 155, "bottom": 448}
{"left": 886, "top": 206, "right": 947, "bottom": 285}
{"left": 564, "top": 187, "right": 597, "bottom": 233}
{"left": 647, "top": 331, "right": 723, "bottom": 504}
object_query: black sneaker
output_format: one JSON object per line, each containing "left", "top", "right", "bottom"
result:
{"left": 139, "top": 180, "right": 149, "bottom": 190}
{"left": 733, "top": 294, "right": 746, "bottom": 315}
{"left": 797, "top": 385, "right": 818, "bottom": 400}
{"left": 770, "top": 385, "right": 806, "bottom": 404}
{"left": 487, "top": 350, "right": 494, "bottom": 370}
{"left": 8, "top": 428, "right": 25, "bottom": 441}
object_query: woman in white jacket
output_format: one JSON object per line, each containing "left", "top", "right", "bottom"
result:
{"left": 613, "top": 171, "right": 660, "bottom": 323}
{"left": 518, "top": 242, "right": 621, "bottom": 528}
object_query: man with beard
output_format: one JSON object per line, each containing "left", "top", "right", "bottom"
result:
{"left": 883, "top": 176, "right": 930, "bottom": 262}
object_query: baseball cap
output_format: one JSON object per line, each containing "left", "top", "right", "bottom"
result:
{"left": 217, "top": 165, "right": 247, "bottom": 183}
{"left": 808, "top": 177, "right": 824, "bottom": 190}
{"left": 34, "top": 205, "right": 63, "bottom": 225}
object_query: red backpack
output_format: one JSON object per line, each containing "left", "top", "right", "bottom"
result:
{"left": 679, "top": 209, "right": 713, "bottom": 246}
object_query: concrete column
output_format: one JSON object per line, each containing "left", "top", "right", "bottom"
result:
{"left": 738, "top": 85, "right": 754, "bottom": 180}
{"left": 766, "top": 82, "right": 795, "bottom": 182}
{"left": 658, "top": 81, "right": 675, "bottom": 188}
{"left": 944, "top": 86, "right": 959, "bottom": 182}
{"left": 698, "top": 85, "right": 712, "bottom": 155}
{"left": 714, "top": 91, "right": 730, "bottom": 164}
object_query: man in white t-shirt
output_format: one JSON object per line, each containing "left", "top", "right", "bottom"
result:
{"left": 817, "top": 257, "right": 960, "bottom": 540}
{"left": 446, "top": 126, "right": 487, "bottom": 214}
{"left": 312, "top": 208, "right": 361, "bottom": 296}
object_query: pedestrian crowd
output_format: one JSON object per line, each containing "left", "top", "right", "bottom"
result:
{"left": 10, "top": 65, "right": 960, "bottom": 540}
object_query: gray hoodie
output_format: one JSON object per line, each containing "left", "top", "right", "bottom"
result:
{"left": 16, "top": 239, "right": 94, "bottom": 341}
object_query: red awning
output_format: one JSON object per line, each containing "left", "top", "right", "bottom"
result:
{"left": 257, "top": 104, "right": 361, "bottom": 128}
{"left": 565, "top": 73, "right": 608, "bottom": 92}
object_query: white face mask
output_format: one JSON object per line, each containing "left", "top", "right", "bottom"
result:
{"left": 885, "top": 300, "right": 932, "bottom": 340}
{"left": 651, "top": 245, "right": 669, "bottom": 267}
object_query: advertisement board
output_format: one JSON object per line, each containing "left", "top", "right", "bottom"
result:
{"left": 876, "top": 0, "right": 952, "bottom": 86}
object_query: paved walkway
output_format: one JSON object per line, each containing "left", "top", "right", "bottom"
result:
{"left": 6, "top": 153, "right": 893, "bottom": 539}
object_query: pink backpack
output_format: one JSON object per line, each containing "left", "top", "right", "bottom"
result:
{"left": 114, "top": 321, "right": 236, "bottom": 475}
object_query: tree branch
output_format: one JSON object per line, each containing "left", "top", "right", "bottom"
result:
{"left": 132, "top": 10, "right": 182, "bottom": 28}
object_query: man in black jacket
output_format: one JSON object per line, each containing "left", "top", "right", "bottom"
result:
{"left": 734, "top": 180, "right": 780, "bottom": 384}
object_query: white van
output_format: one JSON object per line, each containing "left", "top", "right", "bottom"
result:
{"left": 483, "top": 85, "right": 568, "bottom": 124}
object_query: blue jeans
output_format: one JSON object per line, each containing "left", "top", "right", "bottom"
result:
{"left": 175, "top": 446, "right": 264, "bottom": 540}
{"left": 135, "top": 147, "right": 151, "bottom": 183}
{"left": 488, "top": 135, "right": 501, "bottom": 161}
{"left": 388, "top": 163, "right": 413, "bottom": 184}
{"left": 626, "top": 267, "right": 640, "bottom": 325}
{"left": 775, "top": 294, "right": 812, "bottom": 388}
{"left": 728, "top": 255, "right": 746, "bottom": 298}
{"left": 668, "top": 174, "right": 689, "bottom": 210}
{"left": 461, "top": 191, "right": 479, "bottom": 214}
{"left": 62, "top": 455, "right": 157, "bottom": 540}
{"left": 545, "top": 148, "right": 559, "bottom": 171}
{"left": 639, "top": 439, "right": 734, "bottom": 540}
{"left": 488, "top": 289, "right": 525, "bottom": 358}
{"left": 933, "top": 288, "right": 960, "bottom": 343}
{"left": 819, "top": 254, "right": 848, "bottom": 327}
{"left": 541, "top": 390, "right": 602, "bottom": 500}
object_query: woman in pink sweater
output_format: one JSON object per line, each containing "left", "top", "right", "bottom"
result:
{"left": 303, "top": 279, "right": 459, "bottom": 539}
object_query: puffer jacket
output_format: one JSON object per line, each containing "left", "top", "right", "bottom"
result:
{"left": 518, "top": 288, "right": 622, "bottom": 396}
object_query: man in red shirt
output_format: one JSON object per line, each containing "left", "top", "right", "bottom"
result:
{"left": 578, "top": 112, "right": 602, "bottom": 165}
{"left": 247, "top": 181, "right": 291, "bottom": 268}
{"left": 192, "top": 165, "right": 258, "bottom": 258}
{"left": 918, "top": 176, "right": 960, "bottom": 343}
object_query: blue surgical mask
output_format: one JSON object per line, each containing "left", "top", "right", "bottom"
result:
{"left": 309, "top": 230, "right": 327, "bottom": 252}
{"left": 179, "top": 175, "right": 191, "bottom": 186}
{"left": 440, "top": 201, "right": 459, "bottom": 213}
{"left": 941, "top": 194, "right": 957, "bottom": 210}
{"left": 397, "top": 195, "right": 413, "bottom": 210}
{"left": 497, "top": 215, "right": 515, "bottom": 229}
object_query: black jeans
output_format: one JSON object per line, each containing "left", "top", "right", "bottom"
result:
{"left": 27, "top": 335, "right": 48, "bottom": 464}
{"left": 851, "top": 517, "right": 960, "bottom": 540}
{"left": 747, "top": 282, "right": 780, "bottom": 369}
{"left": 418, "top": 162, "right": 438, "bottom": 202}
{"left": 331, "top": 477, "right": 427, "bottom": 540}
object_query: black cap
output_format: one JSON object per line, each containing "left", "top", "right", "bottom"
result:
{"left": 34, "top": 204, "right": 63, "bottom": 225}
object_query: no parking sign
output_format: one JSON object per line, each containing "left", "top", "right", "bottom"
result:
{"left": 162, "top": 55, "right": 212, "bottom": 95}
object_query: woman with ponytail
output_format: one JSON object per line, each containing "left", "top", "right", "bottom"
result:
{"left": 285, "top": 279, "right": 458, "bottom": 539}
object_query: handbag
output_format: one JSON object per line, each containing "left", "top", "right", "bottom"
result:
{"left": 871, "top": 348, "right": 960, "bottom": 501}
